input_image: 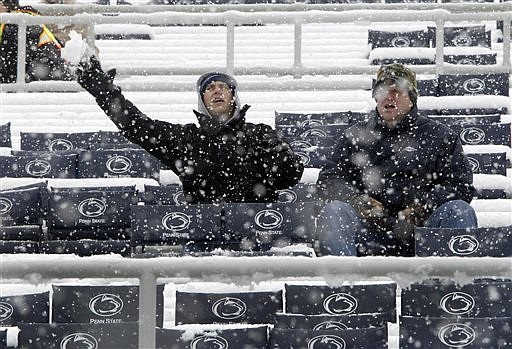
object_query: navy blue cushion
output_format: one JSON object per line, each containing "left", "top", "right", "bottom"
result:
{"left": 401, "top": 279, "right": 512, "bottom": 318}
{"left": 277, "top": 124, "right": 349, "bottom": 139}
{"left": 40, "top": 240, "right": 131, "bottom": 256}
{"left": 444, "top": 53, "right": 497, "bottom": 65}
{"left": 371, "top": 57, "right": 435, "bottom": 65}
{"left": 473, "top": 188, "right": 507, "bottom": 199}
{"left": 0, "top": 292, "right": 49, "bottom": 326}
{"left": 465, "top": 152, "right": 507, "bottom": 175}
{"left": 0, "top": 123, "right": 11, "bottom": 148}
{"left": 143, "top": 184, "right": 186, "bottom": 205}
{"left": 450, "top": 123, "right": 511, "bottom": 146}
{"left": 400, "top": 316, "right": 511, "bottom": 349}
{"left": 47, "top": 226, "right": 131, "bottom": 240}
{"left": 368, "top": 29, "right": 432, "bottom": 48}
{"left": 415, "top": 226, "right": 512, "bottom": 257}
{"left": 440, "top": 25, "right": 491, "bottom": 47}
{"left": 285, "top": 283, "right": 397, "bottom": 322}
{"left": 0, "top": 241, "right": 39, "bottom": 253}
{"left": 20, "top": 132, "right": 99, "bottom": 151}
{"left": 277, "top": 183, "right": 321, "bottom": 203}
{"left": 428, "top": 114, "right": 501, "bottom": 125}
{"left": 438, "top": 73, "right": 509, "bottom": 96}
{"left": 0, "top": 186, "right": 46, "bottom": 226}
{"left": 270, "top": 327, "right": 388, "bottom": 349}
{"left": 175, "top": 290, "right": 282, "bottom": 324}
{"left": 274, "top": 313, "right": 387, "bottom": 330}
{"left": 0, "top": 154, "right": 77, "bottom": 178}
{"left": 77, "top": 150, "right": 160, "bottom": 180}
{"left": 17, "top": 323, "right": 139, "bottom": 349}
{"left": 438, "top": 107, "right": 509, "bottom": 116}
{"left": 156, "top": 326, "right": 269, "bottom": 348}
{"left": 131, "top": 204, "right": 223, "bottom": 244}
{"left": 275, "top": 111, "right": 352, "bottom": 127}
{"left": 52, "top": 284, "right": 164, "bottom": 326}
{"left": 0, "top": 225, "right": 43, "bottom": 241}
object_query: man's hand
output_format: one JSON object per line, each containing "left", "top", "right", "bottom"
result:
{"left": 350, "top": 195, "right": 389, "bottom": 231}
{"left": 398, "top": 200, "right": 430, "bottom": 227}
{"left": 77, "top": 56, "right": 117, "bottom": 97}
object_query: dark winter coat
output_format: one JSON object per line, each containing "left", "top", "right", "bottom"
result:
{"left": 0, "top": 7, "right": 71, "bottom": 83}
{"left": 317, "top": 106, "right": 475, "bottom": 217}
{"left": 92, "top": 87, "right": 304, "bottom": 204}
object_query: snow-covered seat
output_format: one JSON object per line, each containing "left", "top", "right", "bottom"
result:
{"left": 444, "top": 52, "right": 497, "bottom": 65}
{"left": 0, "top": 291, "right": 50, "bottom": 326}
{"left": 275, "top": 111, "right": 352, "bottom": 127}
{"left": 20, "top": 131, "right": 99, "bottom": 152}
{"left": 274, "top": 312, "right": 388, "bottom": 330}
{"left": 0, "top": 123, "right": 12, "bottom": 148}
{"left": 143, "top": 183, "right": 186, "bottom": 205}
{"left": 0, "top": 153, "right": 78, "bottom": 178}
{"left": 431, "top": 25, "right": 492, "bottom": 48}
{"left": 438, "top": 73, "right": 509, "bottom": 96}
{"left": 415, "top": 225, "right": 512, "bottom": 257}
{"left": 0, "top": 182, "right": 47, "bottom": 227}
{"left": 368, "top": 29, "right": 432, "bottom": 49}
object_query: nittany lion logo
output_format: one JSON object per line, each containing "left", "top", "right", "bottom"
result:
{"left": 452, "top": 33, "right": 473, "bottom": 47}
{"left": 278, "top": 189, "right": 298, "bottom": 203}
{"left": 0, "top": 302, "right": 14, "bottom": 322}
{"left": 25, "top": 159, "right": 52, "bottom": 177}
{"left": 438, "top": 323, "right": 476, "bottom": 347}
{"left": 161, "top": 212, "right": 191, "bottom": 231}
{"left": 391, "top": 35, "right": 411, "bottom": 47}
{"left": 211, "top": 297, "right": 247, "bottom": 320}
{"left": 78, "top": 198, "right": 107, "bottom": 218}
{"left": 308, "top": 335, "right": 346, "bottom": 349}
{"left": 0, "top": 197, "right": 13, "bottom": 215}
{"left": 173, "top": 191, "right": 186, "bottom": 205}
{"left": 296, "top": 152, "right": 311, "bottom": 166}
{"left": 88, "top": 293, "right": 124, "bottom": 317}
{"left": 448, "top": 235, "right": 480, "bottom": 255}
{"left": 323, "top": 293, "right": 358, "bottom": 315}
{"left": 49, "top": 139, "right": 74, "bottom": 151}
{"left": 462, "top": 78, "right": 485, "bottom": 94}
{"left": 440, "top": 292, "right": 475, "bottom": 315}
{"left": 460, "top": 127, "right": 485, "bottom": 145}
{"left": 456, "top": 58, "right": 476, "bottom": 65}
{"left": 301, "top": 129, "right": 328, "bottom": 138}
{"left": 466, "top": 157, "right": 480, "bottom": 173}
{"left": 60, "top": 333, "right": 98, "bottom": 349}
{"left": 190, "top": 335, "right": 229, "bottom": 349}
{"left": 254, "top": 209, "right": 283, "bottom": 230}
{"left": 301, "top": 119, "right": 324, "bottom": 128}
{"left": 106, "top": 155, "right": 133, "bottom": 174}
{"left": 312, "top": 321, "right": 349, "bottom": 331}
{"left": 290, "top": 140, "right": 313, "bottom": 150}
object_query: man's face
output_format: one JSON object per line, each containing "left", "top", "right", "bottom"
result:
{"left": 202, "top": 81, "right": 235, "bottom": 122}
{"left": 374, "top": 79, "right": 413, "bottom": 127}
{"left": 0, "top": 4, "right": 8, "bottom": 12}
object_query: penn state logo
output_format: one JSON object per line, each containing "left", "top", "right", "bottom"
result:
{"left": 323, "top": 293, "right": 358, "bottom": 315}
{"left": 173, "top": 191, "right": 186, "bottom": 205}
{"left": 459, "top": 127, "right": 485, "bottom": 145}
{"left": 0, "top": 302, "right": 14, "bottom": 322}
{"left": 0, "top": 197, "right": 13, "bottom": 215}
{"left": 88, "top": 293, "right": 124, "bottom": 317}
{"left": 25, "top": 159, "right": 52, "bottom": 177}
{"left": 448, "top": 235, "right": 480, "bottom": 255}
{"left": 301, "top": 129, "right": 328, "bottom": 138}
{"left": 391, "top": 35, "right": 411, "bottom": 47}
{"left": 49, "top": 139, "right": 74, "bottom": 151}
{"left": 211, "top": 297, "right": 247, "bottom": 320}
{"left": 254, "top": 209, "right": 283, "bottom": 230}
{"left": 452, "top": 33, "right": 472, "bottom": 47}
{"left": 161, "top": 212, "right": 191, "bottom": 231}
{"left": 440, "top": 292, "right": 475, "bottom": 315}
{"left": 301, "top": 119, "right": 324, "bottom": 128}
{"left": 312, "top": 321, "right": 349, "bottom": 331}
{"left": 308, "top": 335, "right": 346, "bottom": 349}
{"left": 466, "top": 157, "right": 480, "bottom": 173}
{"left": 106, "top": 155, "right": 132, "bottom": 174}
{"left": 290, "top": 140, "right": 313, "bottom": 150}
{"left": 190, "top": 335, "right": 229, "bottom": 349}
{"left": 78, "top": 198, "right": 107, "bottom": 218}
{"left": 60, "top": 333, "right": 98, "bottom": 349}
{"left": 462, "top": 78, "right": 485, "bottom": 94}
{"left": 456, "top": 58, "right": 476, "bottom": 65}
{"left": 278, "top": 189, "right": 298, "bottom": 203}
{"left": 438, "top": 323, "right": 476, "bottom": 347}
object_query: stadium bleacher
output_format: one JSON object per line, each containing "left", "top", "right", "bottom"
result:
{"left": 1, "top": 1, "right": 511, "bottom": 348}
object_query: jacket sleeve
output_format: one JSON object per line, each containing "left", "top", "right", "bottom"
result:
{"left": 255, "top": 125, "right": 304, "bottom": 190}
{"left": 316, "top": 133, "right": 361, "bottom": 202}
{"left": 409, "top": 132, "right": 475, "bottom": 210}
{"left": 93, "top": 86, "right": 186, "bottom": 164}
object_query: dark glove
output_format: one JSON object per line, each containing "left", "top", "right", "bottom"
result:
{"left": 349, "top": 194, "right": 389, "bottom": 231}
{"left": 77, "top": 56, "right": 117, "bottom": 97}
{"left": 398, "top": 200, "right": 431, "bottom": 227}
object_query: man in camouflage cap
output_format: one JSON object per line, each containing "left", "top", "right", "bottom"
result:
{"left": 316, "top": 63, "right": 477, "bottom": 257}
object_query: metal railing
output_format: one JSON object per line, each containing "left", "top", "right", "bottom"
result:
{"left": 0, "top": 4, "right": 510, "bottom": 92}
{"left": 1, "top": 255, "right": 512, "bottom": 348}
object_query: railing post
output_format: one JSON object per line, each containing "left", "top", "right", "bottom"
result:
{"left": 503, "top": 14, "right": 511, "bottom": 72}
{"left": 293, "top": 20, "right": 303, "bottom": 79}
{"left": 138, "top": 270, "right": 157, "bottom": 349}
{"left": 226, "top": 22, "right": 235, "bottom": 75}
{"left": 435, "top": 17, "right": 445, "bottom": 76}
{"left": 16, "top": 24, "right": 27, "bottom": 88}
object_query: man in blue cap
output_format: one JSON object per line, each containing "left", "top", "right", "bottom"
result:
{"left": 316, "top": 63, "right": 477, "bottom": 256}
{"left": 77, "top": 57, "right": 304, "bottom": 205}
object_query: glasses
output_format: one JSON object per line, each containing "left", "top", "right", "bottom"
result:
{"left": 204, "top": 82, "right": 231, "bottom": 93}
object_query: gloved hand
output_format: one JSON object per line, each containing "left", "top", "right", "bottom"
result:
{"left": 349, "top": 194, "right": 389, "bottom": 231}
{"left": 77, "top": 56, "right": 117, "bottom": 97}
{"left": 398, "top": 200, "right": 430, "bottom": 227}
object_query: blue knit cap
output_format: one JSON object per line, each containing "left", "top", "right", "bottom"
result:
{"left": 197, "top": 72, "right": 237, "bottom": 95}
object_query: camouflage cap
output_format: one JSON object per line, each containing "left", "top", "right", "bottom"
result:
{"left": 373, "top": 63, "right": 418, "bottom": 105}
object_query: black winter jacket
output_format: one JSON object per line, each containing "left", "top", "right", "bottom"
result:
{"left": 317, "top": 106, "right": 475, "bottom": 216}
{"left": 93, "top": 88, "right": 304, "bottom": 204}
